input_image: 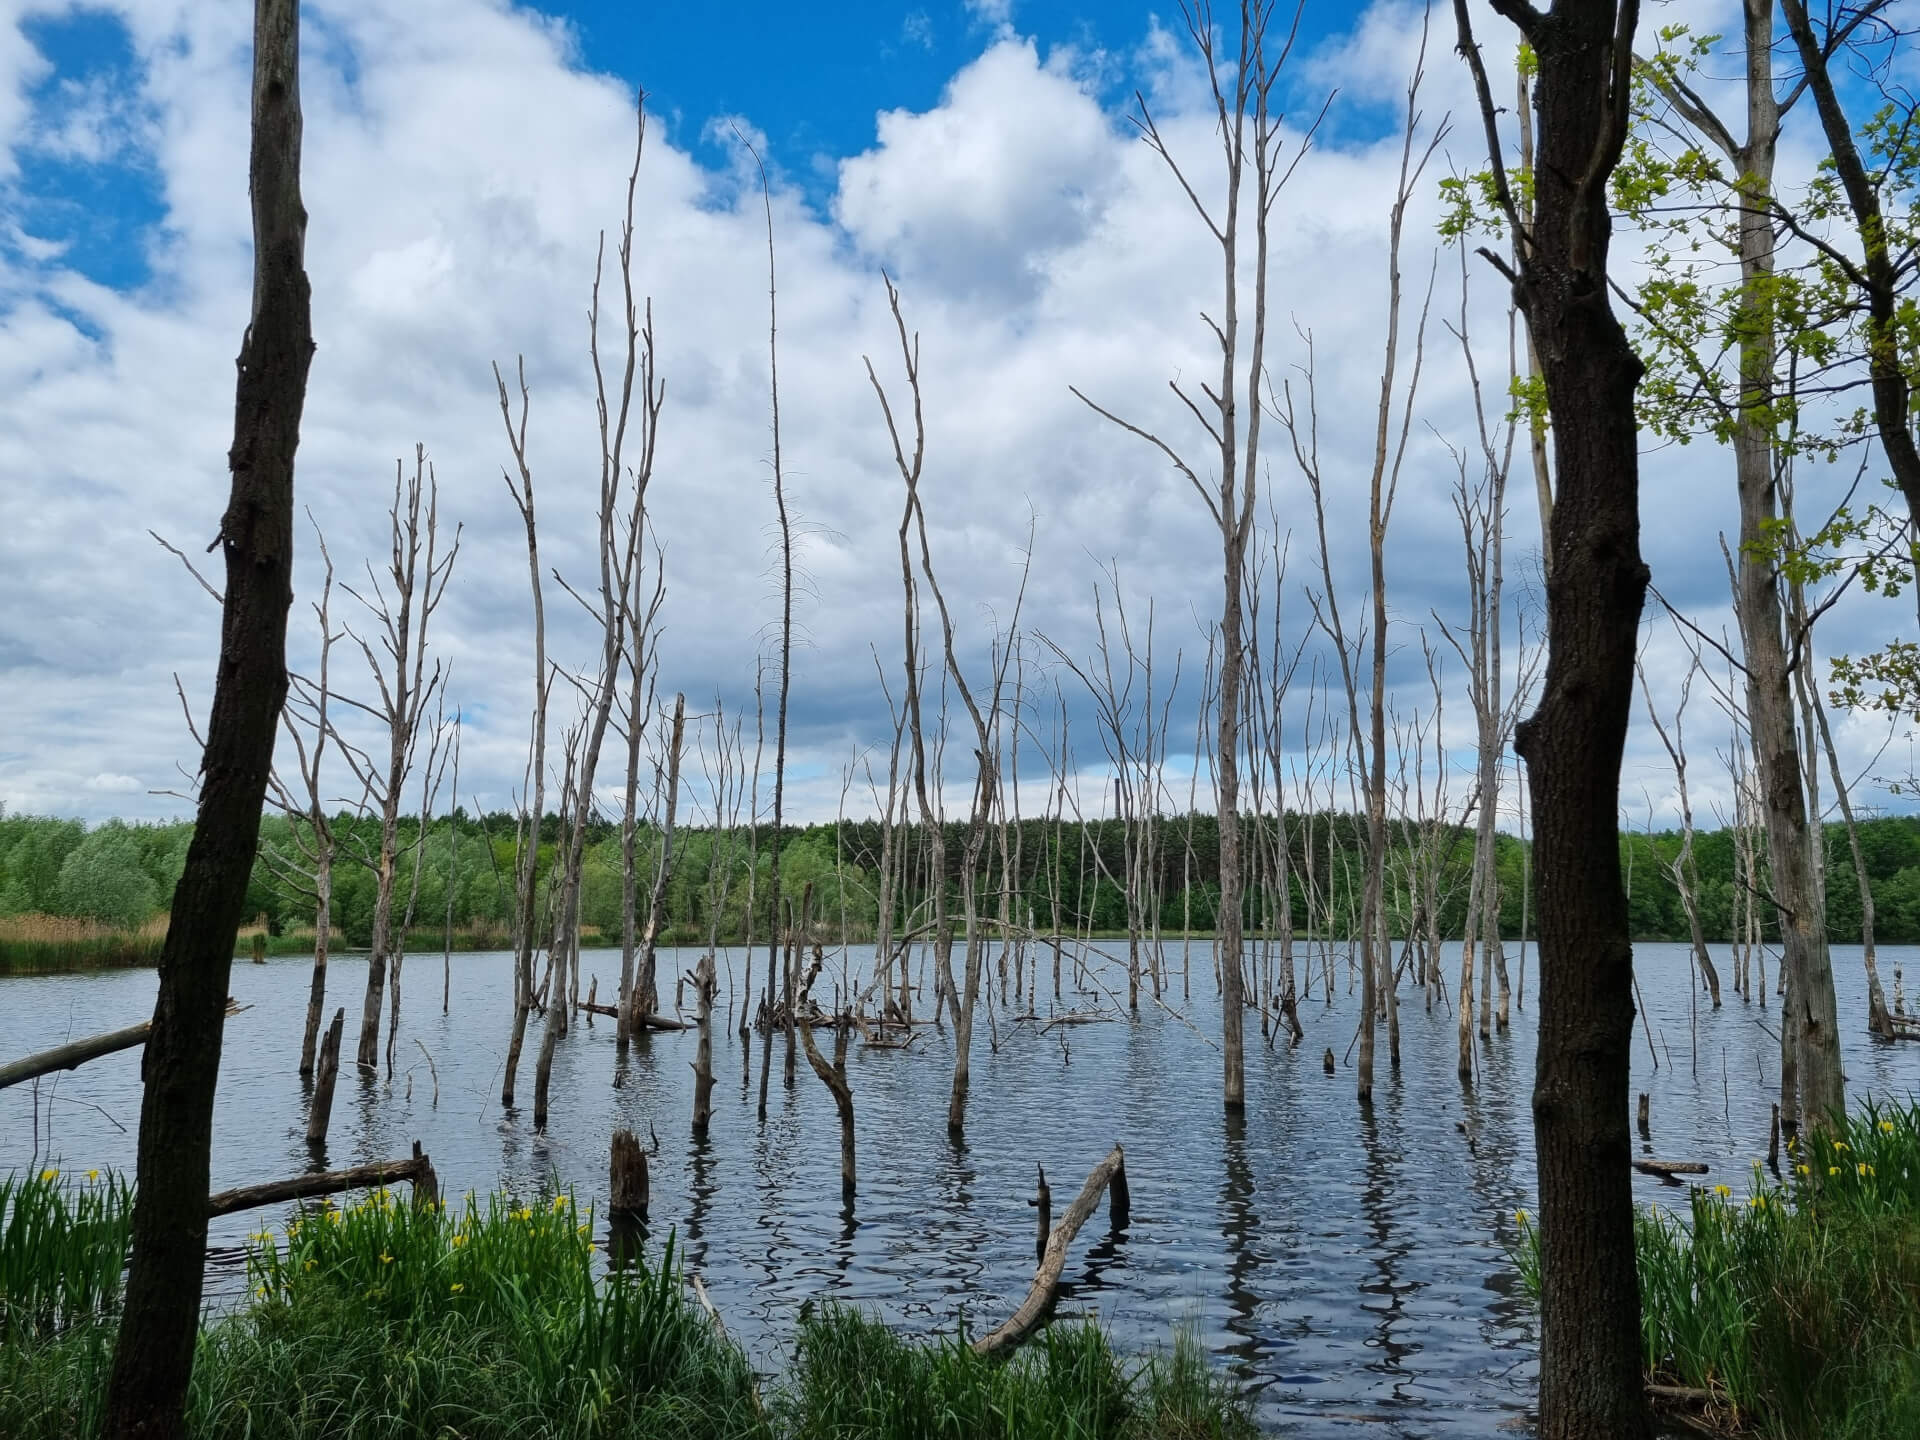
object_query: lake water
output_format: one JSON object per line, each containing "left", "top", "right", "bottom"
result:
{"left": 4, "top": 939, "right": 1917, "bottom": 1436}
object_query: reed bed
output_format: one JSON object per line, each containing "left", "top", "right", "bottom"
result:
{"left": 0, "top": 914, "right": 166, "bottom": 974}
{"left": 1516, "top": 1097, "right": 1920, "bottom": 1438}
{"left": 0, "top": 1170, "right": 1251, "bottom": 1440}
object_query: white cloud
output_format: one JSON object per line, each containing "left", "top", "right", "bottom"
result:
{"left": 0, "top": 0, "right": 1907, "bottom": 841}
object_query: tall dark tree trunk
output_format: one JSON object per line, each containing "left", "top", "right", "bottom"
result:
{"left": 103, "top": 3, "right": 310, "bottom": 1434}
{"left": 1456, "top": 2, "right": 1650, "bottom": 1437}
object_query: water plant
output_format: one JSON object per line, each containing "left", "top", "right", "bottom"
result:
{"left": 1512, "top": 1097, "right": 1920, "bottom": 1439}
{"left": 0, "top": 1166, "right": 132, "bottom": 1339}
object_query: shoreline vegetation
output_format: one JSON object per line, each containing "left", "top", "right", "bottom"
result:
{"left": 0, "top": 1169, "right": 1253, "bottom": 1440}
{"left": 9, "top": 810, "right": 1920, "bottom": 977}
{"left": 1515, "top": 1099, "right": 1920, "bottom": 1440}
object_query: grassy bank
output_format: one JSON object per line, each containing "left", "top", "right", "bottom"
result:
{"left": 0, "top": 1170, "right": 1252, "bottom": 1440}
{"left": 0, "top": 916, "right": 166, "bottom": 975}
{"left": 1516, "top": 1098, "right": 1920, "bottom": 1438}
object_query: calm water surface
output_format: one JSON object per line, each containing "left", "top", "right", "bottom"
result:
{"left": 4, "top": 939, "right": 1917, "bottom": 1436}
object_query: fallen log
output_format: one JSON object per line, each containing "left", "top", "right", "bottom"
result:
{"left": 972, "top": 1143, "right": 1128, "bottom": 1358}
{"left": 1632, "top": 1159, "right": 1709, "bottom": 1179}
{"left": 207, "top": 1140, "right": 438, "bottom": 1218}
{"left": 580, "top": 998, "right": 691, "bottom": 1030}
{"left": 0, "top": 999, "right": 241, "bottom": 1090}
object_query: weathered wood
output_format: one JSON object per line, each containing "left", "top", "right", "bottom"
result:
{"left": 1631, "top": 1159, "right": 1708, "bottom": 1178}
{"left": 584, "top": 998, "right": 690, "bottom": 1029}
{"left": 1637, "top": 1092, "right": 1651, "bottom": 1139}
{"left": 1030, "top": 1164, "right": 1051, "bottom": 1265}
{"left": 207, "top": 1142, "right": 436, "bottom": 1219}
{"left": 0, "top": 1000, "right": 241, "bottom": 1091}
{"left": 610, "top": 1127, "right": 649, "bottom": 1217}
{"left": 691, "top": 951, "right": 717, "bottom": 1138}
{"left": 798, "top": 1000, "right": 855, "bottom": 1198}
{"left": 304, "top": 1007, "right": 344, "bottom": 1145}
{"left": 972, "top": 1144, "right": 1127, "bottom": 1358}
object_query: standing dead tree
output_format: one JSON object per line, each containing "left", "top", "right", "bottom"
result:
{"left": 631, "top": 693, "right": 688, "bottom": 1036}
{"left": 1073, "top": 0, "right": 1320, "bottom": 1109}
{"left": 1288, "top": 22, "right": 1443, "bottom": 1102}
{"left": 1039, "top": 567, "right": 1180, "bottom": 1016}
{"left": 495, "top": 353, "right": 549, "bottom": 1112}
{"left": 530, "top": 100, "right": 663, "bottom": 1130}
{"left": 1638, "top": 647, "right": 1721, "bottom": 1007}
{"left": 251, "top": 514, "right": 341, "bottom": 1080}
{"left": 616, "top": 528, "right": 667, "bottom": 1050}
{"left": 867, "top": 277, "right": 1031, "bottom": 1137}
{"left": 1433, "top": 239, "right": 1525, "bottom": 1061}
{"left": 336, "top": 446, "right": 458, "bottom": 1075}
{"left": 102, "top": 2, "right": 311, "bottom": 1432}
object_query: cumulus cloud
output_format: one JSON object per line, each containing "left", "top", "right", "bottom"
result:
{"left": 0, "top": 0, "right": 1907, "bottom": 840}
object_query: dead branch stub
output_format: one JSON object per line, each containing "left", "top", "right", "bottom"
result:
{"left": 972, "top": 1143, "right": 1128, "bottom": 1358}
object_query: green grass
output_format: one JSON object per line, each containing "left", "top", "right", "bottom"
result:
{"left": 0, "top": 1172, "right": 1253, "bottom": 1440}
{"left": 780, "top": 1305, "right": 1254, "bottom": 1440}
{"left": 1515, "top": 1097, "right": 1920, "bottom": 1439}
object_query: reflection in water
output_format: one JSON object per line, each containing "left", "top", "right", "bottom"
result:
{"left": 1356, "top": 1082, "right": 1415, "bottom": 1409}
{"left": 4, "top": 941, "right": 1916, "bottom": 1438}
{"left": 1218, "top": 1108, "right": 1264, "bottom": 1373}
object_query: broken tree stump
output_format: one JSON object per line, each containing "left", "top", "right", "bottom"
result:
{"left": 207, "top": 1140, "right": 437, "bottom": 1218}
{"left": 1637, "top": 1092, "right": 1651, "bottom": 1139}
{"left": 611, "top": 1127, "right": 649, "bottom": 1219}
{"left": 1030, "top": 1164, "right": 1051, "bottom": 1264}
{"left": 692, "top": 951, "right": 717, "bottom": 1139}
{"left": 305, "top": 1007, "right": 345, "bottom": 1146}
{"left": 973, "top": 1143, "right": 1128, "bottom": 1358}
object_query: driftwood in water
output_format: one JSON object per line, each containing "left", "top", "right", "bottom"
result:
{"left": 0, "top": 999, "right": 241, "bottom": 1091}
{"left": 305, "top": 1007, "right": 345, "bottom": 1145}
{"left": 1637, "top": 1092, "right": 1651, "bottom": 1139}
{"left": 582, "top": 994, "right": 691, "bottom": 1029}
{"left": 972, "top": 1143, "right": 1128, "bottom": 1358}
{"left": 611, "top": 1127, "right": 649, "bottom": 1218}
{"left": 207, "top": 1140, "right": 438, "bottom": 1218}
{"left": 1632, "top": 1159, "right": 1709, "bottom": 1179}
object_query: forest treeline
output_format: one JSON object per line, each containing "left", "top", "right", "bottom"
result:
{"left": 7, "top": 806, "right": 1920, "bottom": 949}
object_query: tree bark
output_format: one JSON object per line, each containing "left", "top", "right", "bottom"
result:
{"left": 1456, "top": 2, "right": 1651, "bottom": 1436}
{"left": 102, "top": 4, "right": 309, "bottom": 1433}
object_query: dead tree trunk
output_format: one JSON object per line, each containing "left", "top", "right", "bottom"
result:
{"left": 496, "top": 357, "right": 547, "bottom": 1112}
{"left": 691, "top": 949, "right": 717, "bottom": 1137}
{"left": 102, "top": 4, "right": 310, "bottom": 1433}
{"left": 799, "top": 998, "right": 856, "bottom": 1199}
{"left": 305, "top": 1007, "right": 344, "bottom": 1147}
{"left": 633, "top": 694, "right": 686, "bottom": 1026}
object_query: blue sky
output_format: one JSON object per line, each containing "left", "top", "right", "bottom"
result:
{"left": 1, "top": 0, "right": 1908, "bottom": 828}
{"left": 9, "top": 0, "right": 1368, "bottom": 295}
